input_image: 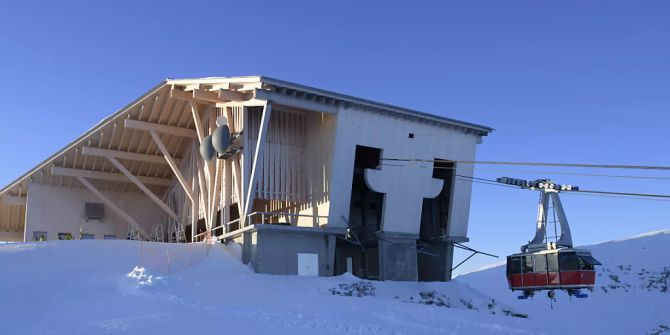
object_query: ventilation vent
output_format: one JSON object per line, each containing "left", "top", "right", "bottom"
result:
{"left": 85, "top": 202, "right": 105, "bottom": 222}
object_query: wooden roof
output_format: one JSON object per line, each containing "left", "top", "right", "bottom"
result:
{"left": 0, "top": 76, "right": 493, "bottom": 200}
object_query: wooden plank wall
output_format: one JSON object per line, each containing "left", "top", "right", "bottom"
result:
{"left": 247, "top": 107, "right": 307, "bottom": 203}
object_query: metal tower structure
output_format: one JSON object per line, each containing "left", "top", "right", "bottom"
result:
{"left": 496, "top": 177, "right": 580, "bottom": 252}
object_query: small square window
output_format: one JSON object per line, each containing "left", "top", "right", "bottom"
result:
{"left": 58, "top": 233, "right": 74, "bottom": 240}
{"left": 80, "top": 234, "right": 94, "bottom": 240}
{"left": 33, "top": 231, "right": 47, "bottom": 241}
{"left": 408, "top": 133, "right": 415, "bottom": 139}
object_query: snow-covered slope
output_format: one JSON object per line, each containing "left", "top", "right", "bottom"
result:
{"left": 3, "top": 230, "right": 667, "bottom": 334}
{"left": 457, "top": 230, "right": 670, "bottom": 335}
{"left": 0, "top": 240, "right": 533, "bottom": 335}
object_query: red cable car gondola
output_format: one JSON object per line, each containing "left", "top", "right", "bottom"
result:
{"left": 497, "top": 177, "right": 602, "bottom": 299}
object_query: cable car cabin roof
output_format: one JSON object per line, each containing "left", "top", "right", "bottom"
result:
{"left": 507, "top": 248, "right": 602, "bottom": 267}
{"left": 508, "top": 247, "right": 596, "bottom": 257}
{"left": 0, "top": 76, "right": 494, "bottom": 202}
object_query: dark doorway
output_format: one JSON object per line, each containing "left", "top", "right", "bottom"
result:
{"left": 334, "top": 145, "right": 384, "bottom": 279}
{"left": 348, "top": 145, "right": 384, "bottom": 240}
{"left": 417, "top": 158, "right": 456, "bottom": 281}
{"left": 419, "top": 159, "right": 455, "bottom": 240}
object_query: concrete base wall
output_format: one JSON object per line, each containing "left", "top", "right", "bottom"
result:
{"left": 240, "top": 225, "right": 340, "bottom": 277}
{"left": 417, "top": 241, "right": 455, "bottom": 282}
{"left": 377, "top": 232, "right": 419, "bottom": 281}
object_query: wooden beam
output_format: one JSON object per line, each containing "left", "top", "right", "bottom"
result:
{"left": 231, "top": 158, "right": 243, "bottom": 218}
{"left": 206, "top": 109, "right": 216, "bottom": 230}
{"left": 218, "top": 89, "right": 251, "bottom": 102}
{"left": 76, "top": 176, "right": 150, "bottom": 238}
{"left": 190, "top": 101, "right": 206, "bottom": 145}
{"left": 194, "top": 89, "right": 225, "bottom": 104}
{"left": 222, "top": 158, "right": 231, "bottom": 233}
{"left": 170, "top": 88, "right": 195, "bottom": 101}
{"left": 106, "top": 157, "right": 180, "bottom": 221}
{"left": 149, "top": 130, "right": 194, "bottom": 203}
{"left": 242, "top": 103, "right": 272, "bottom": 222}
{"left": 51, "top": 167, "right": 173, "bottom": 187}
{"left": 124, "top": 119, "right": 196, "bottom": 138}
{"left": 225, "top": 107, "right": 244, "bottom": 224}
{"left": 196, "top": 158, "right": 209, "bottom": 229}
{"left": 191, "top": 102, "right": 213, "bottom": 232}
{"left": 208, "top": 159, "right": 221, "bottom": 233}
{"left": 172, "top": 88, "right": 252, "bottom": 104}
{"left": 171, "top": 88, "right": 222, "bottom": 104}
{"left": 81, "top": 146, "right": 180, "bottom": 165}
{"left": 241, "top": 108, "right": 250, "bottom": 224}
{"left": 1, "top": 195, "right": 26, "bottom": 205}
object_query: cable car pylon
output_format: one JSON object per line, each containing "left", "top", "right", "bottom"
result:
{"left": 497, "top": 177, "right": 602, "bottom": 300}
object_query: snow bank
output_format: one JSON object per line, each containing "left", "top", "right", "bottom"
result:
{"left": 0, "top": 240, "right": 533, "bottom": 335}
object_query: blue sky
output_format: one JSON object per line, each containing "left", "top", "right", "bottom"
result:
{"left": 1, "top": 1, "right": 669, "bottom": 273}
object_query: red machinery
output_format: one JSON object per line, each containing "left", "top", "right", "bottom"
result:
{"left": 497, "top": 177, "right": 601, "bottom": 299}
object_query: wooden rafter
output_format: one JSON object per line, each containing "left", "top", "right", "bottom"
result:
{"left": 81, "top": 146, "right": 180, "bottom": 165}
{"left": 106, "top": 157, "right": 179, "bottom": 221}
{"left": 189, "top": 101, "right": 206, "bottom": 145}
{"left": 171, "top": 88, "right": 251, "bottom": 104}
{"left": 51, "top": 167, "right": 172, "bottom": 187}
{"left": 124, "top": 119, "right": 196, "bottom": 138}
{"left": 149, "top": 130, "right": 194, "bottom": 204}
{"left": 218, "top": 89, "right": 251, "bottom": 102}
{"left": 76, "top": 176, "right": 150, "bottom": 238}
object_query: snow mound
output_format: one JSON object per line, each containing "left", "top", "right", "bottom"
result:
{"left": 0, "top": 240, "right": 533, "bottom": 335}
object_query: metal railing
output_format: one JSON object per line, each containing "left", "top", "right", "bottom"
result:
{"left": 193, "top": 211, "right": 329, "bottom": 241}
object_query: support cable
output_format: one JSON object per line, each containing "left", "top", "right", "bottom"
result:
{"left": 381, "top": 157, "right": 670, "bottom": 171}
{"left": 453, "top": 174, "right": 670, "bottom": 201}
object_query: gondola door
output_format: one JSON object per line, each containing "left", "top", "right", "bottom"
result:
{"left": 533, "top": 254, "right": 549, "bottom": 287}
{"left": 521, "top": 255, "right": 535, "bottom": 287}
{"left": 546, "top": 252, "right": 560, "bottom": 285}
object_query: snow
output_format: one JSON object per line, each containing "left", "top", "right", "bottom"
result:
{"left": 457, "top": 229, "right": 670, "bottom": 335}
{"left": 2, "top": 230, "right": 668, "bottom": 334}
{"left": 0, "top": 240, "right": 533, "bottom": 335}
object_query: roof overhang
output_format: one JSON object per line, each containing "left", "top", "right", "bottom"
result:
{"left": 0, "top": 75, "right": 493, "bottom": 199}
{"left": 167, "top": 76, "right": 494, "bottom": 136}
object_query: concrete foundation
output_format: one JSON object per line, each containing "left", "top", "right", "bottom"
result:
{"left": 417, "top": 240, "right": 456, "bottom": 281}
{"left": 237, "top": 225, "right": 343, "bottom": 277}
{"left": 377, "top": 232, "right": 419, "bottom": 281}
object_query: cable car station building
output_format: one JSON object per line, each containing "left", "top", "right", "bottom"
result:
{"left": 0, "top": 76, "right": 491, "bottom": 281}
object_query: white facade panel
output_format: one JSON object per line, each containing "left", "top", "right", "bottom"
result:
{"left": 327, "top": 105, "right": 480, "bottom": 238}
{"left": 24, "top": 183, "right": 165, "bottom": 241}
